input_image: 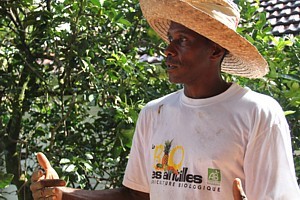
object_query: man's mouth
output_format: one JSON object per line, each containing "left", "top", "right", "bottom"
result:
{"left": 165, "top": 61, "right": 179, "bottom": 70}
{"left": 167, "top": 65, "right": 177, "bottom": 70}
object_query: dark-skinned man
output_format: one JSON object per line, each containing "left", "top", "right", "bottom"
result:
{"left": 30, "top": 0, "right": 300, "bottom": 199}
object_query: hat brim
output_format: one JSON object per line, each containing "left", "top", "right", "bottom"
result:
{"left": 140, "top": 0, "right": 269, "bottom": 78}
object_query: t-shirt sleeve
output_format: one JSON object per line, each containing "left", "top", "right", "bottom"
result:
{"left": 244, "top": 99, "right": 300, "bottom": 199}
{"left": 123, "top": 108, "right": 150, "bottom": 193}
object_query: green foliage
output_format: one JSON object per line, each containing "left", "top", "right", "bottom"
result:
{"left": 0, "top": 172, "right": 14, "bottom": 189}
{"left": 0, "top": 0, "right": 299, "bottom": 199}
{"left": 0, "top": 171, "right": 14, "bottom": 200}
{"left": 0, "top": 0, "right": 174, "bottom": 198}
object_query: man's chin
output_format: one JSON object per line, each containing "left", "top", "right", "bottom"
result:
{"left": 168, "top": 77, "right": 182, "bottom": 84}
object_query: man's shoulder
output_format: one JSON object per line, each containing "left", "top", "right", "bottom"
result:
{"left": 243, "top": 88, "right": 280, "bottom": 107}
{"left": 236, "top": 86, "right": 283, "bottom": 115}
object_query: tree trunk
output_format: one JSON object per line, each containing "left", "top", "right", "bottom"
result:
{"left": 4, "top": 74, "right": 32, "bottom": 200}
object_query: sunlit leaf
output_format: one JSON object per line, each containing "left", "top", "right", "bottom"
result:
{"left": 0, "top": 173, "right": 14, "bottom": 189}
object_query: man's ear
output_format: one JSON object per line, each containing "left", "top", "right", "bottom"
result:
{"left": 210, "top": 43, "right": 226, "bottom": 61}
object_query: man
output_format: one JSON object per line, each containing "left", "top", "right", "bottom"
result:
{"left": 30, "top": 0, "right": 300, "bottom": 199}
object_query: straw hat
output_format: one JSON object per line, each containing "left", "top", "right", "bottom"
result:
{"left": 139, "top": 0, "right": 269, "bottom": 78}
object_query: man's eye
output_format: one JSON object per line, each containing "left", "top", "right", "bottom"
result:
{"left": 167, "top": 35, "right": 187, "bottom": 44}
{"left": 179, "top": 36, "right": 187, "bottom": 42}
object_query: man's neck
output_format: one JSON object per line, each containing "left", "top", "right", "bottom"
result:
{"left": 183, "top": 79, "right": 231, "bottom": 99}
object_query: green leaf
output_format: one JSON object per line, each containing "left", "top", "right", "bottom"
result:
{"left": 280, "top": 74, "right": 300, "bottom": 82}
{"left": 284, "top": 110, "right": 296, "bottom": 116}
{"left": 0, "top": 173, "right": 14, "bottom": 189}
{"left": 60, "top": 158, "right": 70, "bottom": 164}
{"left": 88, "top": 94, "right": 95, "bottom": 102}
{"left": 85, "top": 153, "right": 93, "bottom": 160}
{"left": 90, "top": 0, "right": 102, "bottom": 7}
{"left": 84, "top": 162, "right": 93, "bottom": 171}
{"left": 118, "top": 18, "right": 132, "bottom": 27}
{"left": 245, "top": 34, "right": 254, "bottom": 44}
{"left": 63, "top": 164, "right": 76, "bottom": 173}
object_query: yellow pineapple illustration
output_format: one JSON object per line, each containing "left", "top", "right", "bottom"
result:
{"left": 161, "top": 139, "right": 173, "bottom": 168}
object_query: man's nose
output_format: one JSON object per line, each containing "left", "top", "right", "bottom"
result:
{"left": 164, "top": 43, "right": 176, "bottom": 57}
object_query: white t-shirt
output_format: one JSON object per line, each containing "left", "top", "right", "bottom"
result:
{"left": 123, "top": 83, "right": 300, "bottom": 199}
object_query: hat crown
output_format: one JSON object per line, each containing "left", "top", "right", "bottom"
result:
{"left": 183, "top": 0, "right": 240, "bottom": 31}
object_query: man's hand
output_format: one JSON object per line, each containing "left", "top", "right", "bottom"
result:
{"left": 233, "top": 178, "right": 247, "bottom": 200}
{"left": 30, "top": 152, "right": 66, "bottom": 200}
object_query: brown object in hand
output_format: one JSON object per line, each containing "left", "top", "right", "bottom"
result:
{"left": 40, "top": 179, "right": 66, "bottom": 187}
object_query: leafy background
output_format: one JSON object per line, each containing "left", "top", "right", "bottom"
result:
{"left": 0, "top": 0, "right": 299, "bottom": 199}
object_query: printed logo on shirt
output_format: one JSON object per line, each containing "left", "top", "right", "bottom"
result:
{"left": 207, "top": 168, "right": 221, "bottom": 185}
{"left": 151, "top": 139, "right": 221, "bottom": 193}
{"left": 153, "top": 139, "right": 184, "bottom": 173}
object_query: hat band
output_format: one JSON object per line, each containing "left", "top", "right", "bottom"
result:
{"left": 183, "top": 0, "right": 240, "bottom": 31}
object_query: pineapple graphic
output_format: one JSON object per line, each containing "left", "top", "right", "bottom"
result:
{"left": 162, "top": 139, "right": 173, "bottom": 167}
{"left": 155, "top": 139, "right": 178, "bottom": 175}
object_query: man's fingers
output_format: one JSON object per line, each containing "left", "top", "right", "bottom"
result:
{"left": 44, "top": 167, "right": 59, "bottom": 179}
{"left": 233, "top": 178, "right": 241, "bottom": 200}
{"left": 32, "top": 187, "right": 57, "bottom": 200}
{"left": 31, "top": 179, "right": 65, "bottom": 200}
{"left": 30, "top": 181, "right": 44, "bottom": 193}
{"left": 37, "top": 152, "right": 52, "bottom": 170}
{"left": 31, "top": 169, "right": 45, "bottom": 182}
{"left": 38, "top": 196, "right": 56, "bottom": 200}
{"left": 233, "top": 178, "right": 247, "bottom": 200}
{"left": 41, "top": 187, "right": 57, "bottom": 199}
{"left": 36, "top": 152, "right": 59, "bottom": 179}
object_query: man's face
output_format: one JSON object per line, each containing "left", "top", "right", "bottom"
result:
{"left": 164, "top": 22, "right": 215, "bottom": 85}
